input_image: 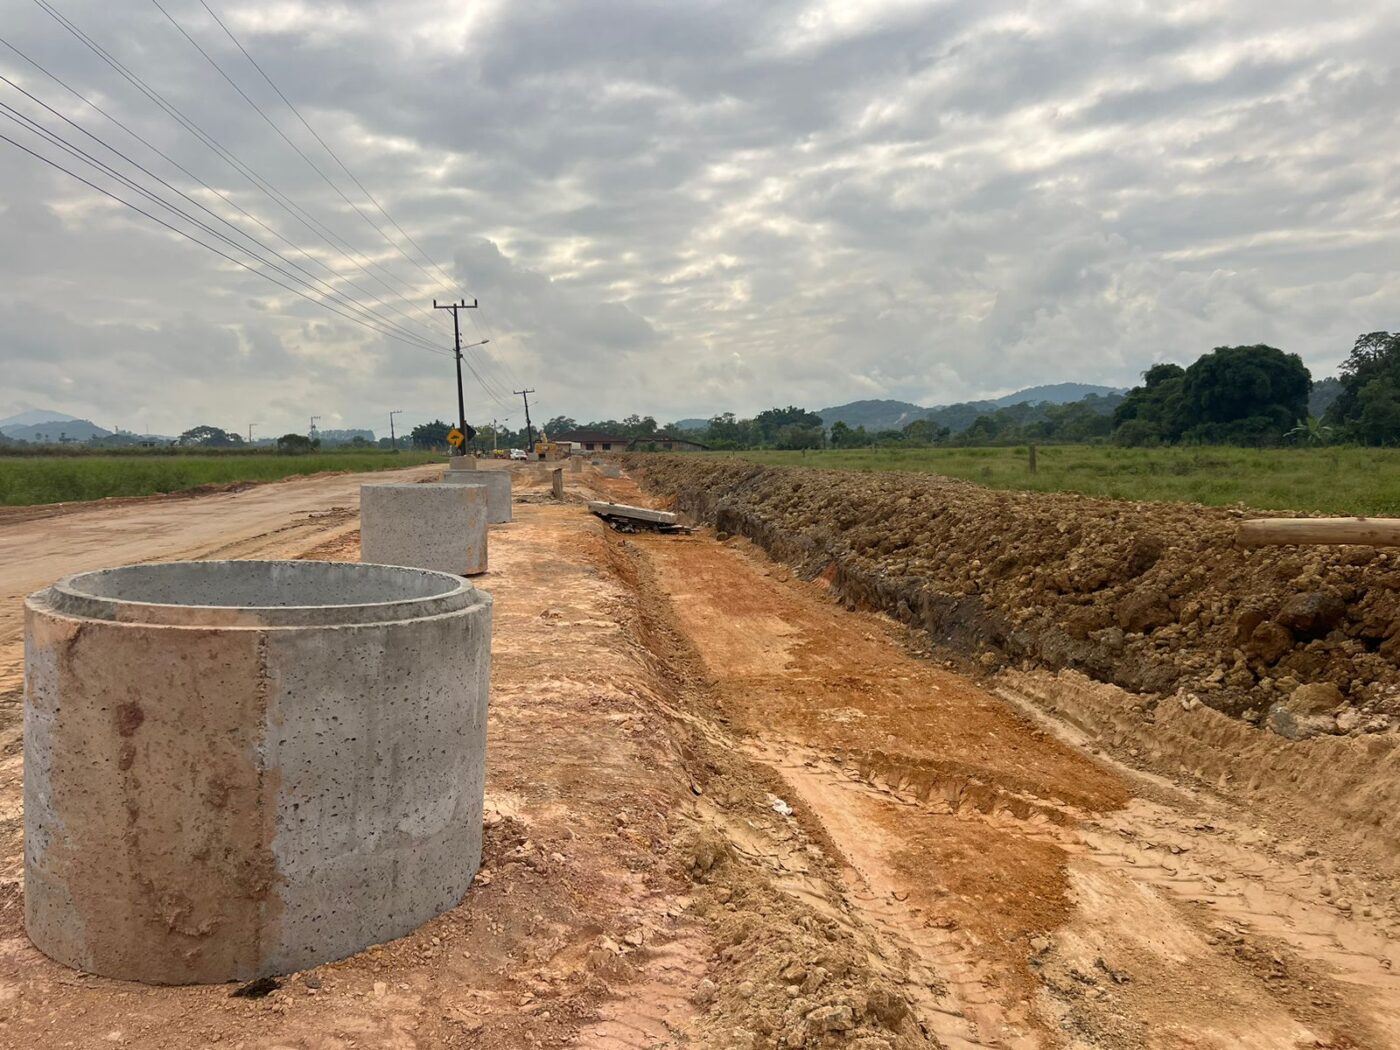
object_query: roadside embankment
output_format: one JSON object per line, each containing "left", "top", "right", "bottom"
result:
{"left": 632, "top": 456, "right": 1400, "bottom": 740}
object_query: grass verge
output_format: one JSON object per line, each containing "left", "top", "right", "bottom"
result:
{"left": 704, "top": 445, "right": 1400, "bottom": 516}
{"left": 0, "top": 451, "right": 442, "bottom": 507}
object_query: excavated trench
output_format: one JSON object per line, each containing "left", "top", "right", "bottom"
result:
{"left": 634, "top": 456, "right": 1400, "bottom": 734}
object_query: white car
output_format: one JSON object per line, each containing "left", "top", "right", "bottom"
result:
{"left": 509, "top": 448, "right": 529, "bottom": 461}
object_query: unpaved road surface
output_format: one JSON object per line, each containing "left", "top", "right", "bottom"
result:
{"left": 0, "top": 462, "right": 1396, "bottom": 1048}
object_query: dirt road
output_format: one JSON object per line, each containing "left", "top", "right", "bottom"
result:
{"left": 0, "top": 463, "right": 1397, "bottom": 1048}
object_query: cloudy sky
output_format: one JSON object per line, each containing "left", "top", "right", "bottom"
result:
{"left": 1, "top": 0, "right": 1397, "bottom": 437}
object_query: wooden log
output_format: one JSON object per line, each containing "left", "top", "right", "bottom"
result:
{"left": 1236, "top": 517, "right": 1400, "bottom": 548}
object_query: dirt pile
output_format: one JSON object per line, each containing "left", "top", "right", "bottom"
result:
{"left": 634, "top": 456, "right": 1400, "bottom": 735}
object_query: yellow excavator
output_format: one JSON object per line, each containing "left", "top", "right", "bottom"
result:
{"left": 533, "top": 430, "right": 561, "bottom": 460}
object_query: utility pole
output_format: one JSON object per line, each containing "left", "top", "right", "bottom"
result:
{"left": 433, "top": 298, "right": 481, "bottom": 456}
{"left": 309, "top": 415, "right": 321, "bottom": 439}
{"left": 515, "top": 389, "right": 537, "bottom": 452}
{"left": 247, "top": 422, "right": 259, "bottom": 445}
{"left": 389, "top": 410, "right": 403, "bottom": 452}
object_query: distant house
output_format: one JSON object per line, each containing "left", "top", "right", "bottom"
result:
{"left": 628, "top": 433, "right": 709, "bottom": 452}
{"left": 555, "top": 430, "right": 630, "bottom": 453}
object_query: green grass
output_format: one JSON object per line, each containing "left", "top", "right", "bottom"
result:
{"left": 0, "top": 450, "right": 442, "bottom": 507}
{"left": 708, "top": 446, "right": 1400, "bottom": 516}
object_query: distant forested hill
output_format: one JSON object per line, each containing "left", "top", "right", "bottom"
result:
{"left": 818, "top": 384, "right": 1123, "bottom": 432}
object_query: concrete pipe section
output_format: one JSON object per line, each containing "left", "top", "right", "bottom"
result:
{"left": 438, "top": 469, "right": 512, "bottom": 523}
{"left": 361, "top": 483, "right": 489, "bottom": 574}
{"left": 24, "top": 560, "right": 492, "bottom": 985}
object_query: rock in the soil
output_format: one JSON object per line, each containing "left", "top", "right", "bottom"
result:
{"left": 860, "top": 986, "right": 907, "bottom": 1026}
{"left": 1275, "top": 593, "right": 1346, "bottom": 638}
{"left": 1245, "top": 621, "right": 1294, "bottom": 664}
{"left": 1265, "top": 703, "right": 1337, "bottom": 740}
{"left": 1334, "top": 707, "right": 1368, "bottom": 733}
{"left": 1285, "top": 681, "right": 1345, "bottom": 715}
{"left": 804, "top": 1003, "right": 855, "bottom": 1034}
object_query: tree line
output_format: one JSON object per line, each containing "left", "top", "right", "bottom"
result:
{"left": 677, "top": 333, "right": 1397, "bottom": 450}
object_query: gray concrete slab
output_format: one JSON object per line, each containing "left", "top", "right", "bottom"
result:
{"left": 587, "top": 501, "right": 677, "bottom": 525}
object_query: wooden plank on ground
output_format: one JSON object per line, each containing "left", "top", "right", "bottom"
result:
{"left": 1236, "top": 517, "right": 1400, "bottom": 548}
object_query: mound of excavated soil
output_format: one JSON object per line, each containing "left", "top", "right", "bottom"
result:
{"left": 634, "top": 457, "right": 1400, "bottom": 738}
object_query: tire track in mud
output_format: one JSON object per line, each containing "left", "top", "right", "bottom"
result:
{"left": 754, "top": 743, "right": 1041, "bottom": 1050}
{"left": 604, "top": 498, "right": 1400, "bottom": 1049}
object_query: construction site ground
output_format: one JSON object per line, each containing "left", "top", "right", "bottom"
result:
{"left": 0, "top": 461, "right": 1397, "bottom": 1049}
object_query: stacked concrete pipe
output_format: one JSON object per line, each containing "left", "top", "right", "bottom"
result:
{"left": 438, "top": 464, "right": 512, "bottom": 524}
{"left": 24, "top": 560, "right": 491, "bottom": 984}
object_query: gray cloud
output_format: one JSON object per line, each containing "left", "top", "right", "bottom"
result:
{"left": 1, "top": 0, "right": 1397, "bottom": 435}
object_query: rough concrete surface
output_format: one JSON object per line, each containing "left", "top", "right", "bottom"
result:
{"left": 438, "top": 468, "right": 513, "bottom": 523}
{"left": 23, "top": 559, "right": 492, "bottom": 984}
{"left": 361, "top": 482, "right": 489, "bottom": 575}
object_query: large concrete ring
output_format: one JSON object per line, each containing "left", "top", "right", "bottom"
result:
{"left": 23, "top": 560, "right": 492, "bottom": 985}
{"left": 438, "top": 469, "right": 513, "bottom": 523}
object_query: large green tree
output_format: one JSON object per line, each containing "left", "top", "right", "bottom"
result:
{"left": 753, "top": 406, "right": 823, "bottom": 444}
{"left": 1113, "top": 347, "right": 1309, "bottom": 445}
{"left": 1112, "top": 363, "right": 1186, "bottom": 444}
{"left": 179, "top": 424, "right": 242, "bottom": 447}
{"left": 1323, "top": 332, "right": 1400, "bottom": 444}
{"left": 410, "top": 419, "right": 453, "bottom": 450}
{"left": 1176, "top": 345, "right": 1309, "bottom": 444}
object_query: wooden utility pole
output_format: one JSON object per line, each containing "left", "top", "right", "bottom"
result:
{"left": 1237, "top": 517, "right": 1400, "bottom": 548}
{"left": 433, "top": 298, "right": 479, "bottom": 455}
{"left": 515, "top": 389, "right": 537, "bottom": 451}
{"left": 389, "top": 410, "right": 402, "bottom": 451}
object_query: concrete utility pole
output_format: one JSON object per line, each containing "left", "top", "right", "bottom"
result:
{"left": 515, "top": 389, "right": 537, "bottom": 452}
{"left": 247, "top": 422, "right": 259, "bottom": 445}
{"left": 433, "top": 298, "right": 481, "bottom": 455}
{"left": 389, "top": 410, "right": 403, "bottom": 451}
{"left": 309, "top": 415, "right": 321, "bottom": 439}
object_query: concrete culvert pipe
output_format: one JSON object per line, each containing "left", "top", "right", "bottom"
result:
{"left": 24, "top": 560, "right": 492, "bottom": 985}
{"left": 361, "top": 483, "right": 490, "bottom": 573}
{"left": 437, "top": 468, "right": 512, "bottom": 523}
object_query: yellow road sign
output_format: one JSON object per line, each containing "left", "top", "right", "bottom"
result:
{"left": 447, "top": 427, "right": 465, "bottom": 448}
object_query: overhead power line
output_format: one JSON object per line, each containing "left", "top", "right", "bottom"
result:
{"left": 0, "top": 33, "right": 448, "bottom": 350}
{"left": 30, "top": 0, "right": 439, "bottom": 335}
{"left": 0, "top": 127, "right": 452, "bottom": 355}
{"left": 0, "top": 72, "right": 449, "bottom": 352}
{"left": 150, "top": 0, "right": 449, "bottom": 311}
{"left": 188, "top": 0, "right": 530, "bottom": 394}
{"left": 194, "top": 0, "right": 458, "bottom": 293}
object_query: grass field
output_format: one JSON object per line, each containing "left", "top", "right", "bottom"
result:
{"left": 717, "top": 445, "right": 1400, "bottom": 516}
{"left": 0, "top": 450, "right": 442, "bottom": 507}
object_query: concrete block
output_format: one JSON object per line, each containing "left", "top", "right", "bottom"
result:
{"left": 24, "top": 560, "right": 492, "bottom": 984}
{"left": 588, "top": 500, "right": 677, "bottom": 525}
{"left": 447, "top": 456, "right": 476, "bottom": 471}
{"left": 437, "top": 469, "right": 512, "bottom": 523}
{"left": 361, "top": 483, "right": 487, "bottom": 575}
{"left": 598, "top": 462, "right": 622, "bottom": 479}
{"left": 552, "top": 468, "right": 564, "bottom": 499}
{"left": 570, "top": 457, "right": 582, "bottom": 473}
